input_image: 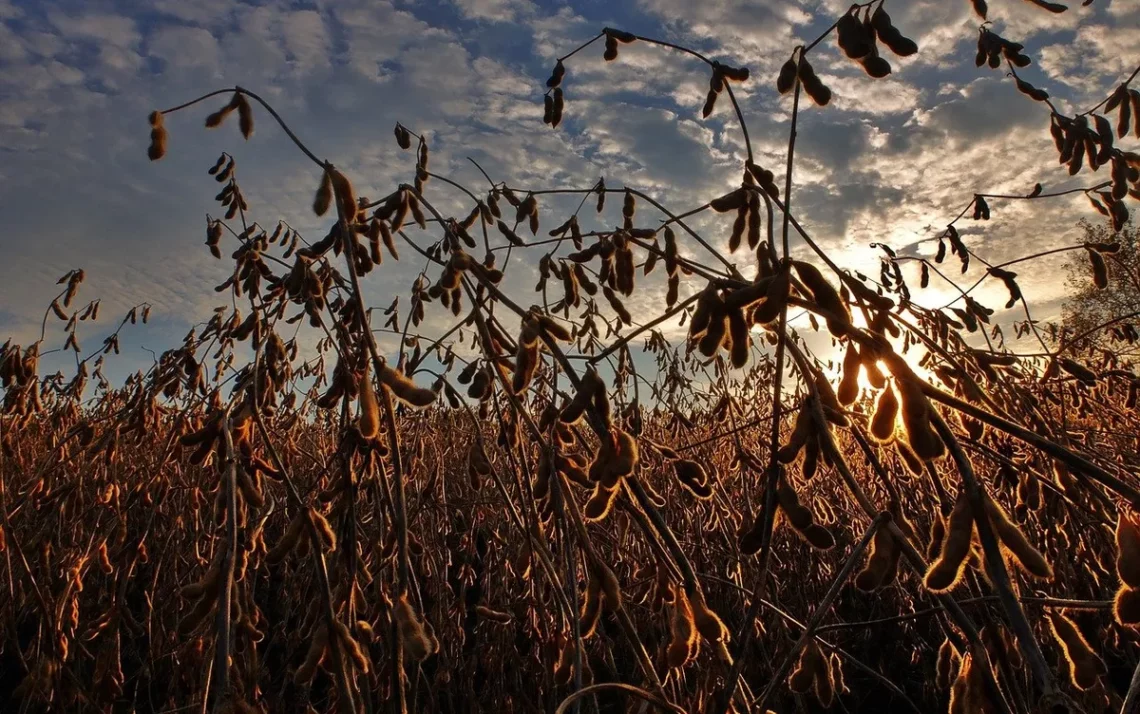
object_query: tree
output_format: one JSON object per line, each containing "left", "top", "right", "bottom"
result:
{"left": 1062, "top": 218, "right": 1140, "bottom": 355}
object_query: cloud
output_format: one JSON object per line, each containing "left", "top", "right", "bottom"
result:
{"left": 821, "top": 73, "right": 923, "bottom": 115}
{"left": 48, "top": 11, "right": 139, "bottom": 46}
{"left": 147, "top": 25, "right": 222, "bottom": 74}
{"left": 452, "top": 0, "right": 536, "bottom": 24}
{"left": 638, "top": 0, "right": 812, "bottom": 57}
{"left": 1038, "top": 23, "right": 1140, "bottom": 100}
{"left": 914, "top": 76, "right": 1042, "bottom": 142}
{"left": 150, "top": 0, "right": 236, "bottom": 26}
{"left": 0, "top": 0, "right": 1131, "bottom": 385}
{"left": 281, "top": 10, "right": 331, "bottom": 72}
{"left": 577, "top": 102, "right": 726, "bottom": 191}
{"left": 49, "top": 11, "right": 142, "bottom": 74}
{"left": 0, "top": 21, "right": 25, "bottom": 60}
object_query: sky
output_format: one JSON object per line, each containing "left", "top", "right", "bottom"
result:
{"left": 0, "top": 0, "right": 1137, "bottom": 388}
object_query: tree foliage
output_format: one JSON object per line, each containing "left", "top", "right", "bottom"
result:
{"left": 1063, "top": 219, "right": 1140, "bottom": 355}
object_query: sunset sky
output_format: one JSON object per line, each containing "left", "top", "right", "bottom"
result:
{"left": 1, "top": 0, "right": 1136, "bottom": 384}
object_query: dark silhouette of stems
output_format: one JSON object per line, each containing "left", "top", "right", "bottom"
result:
{"left": 930, "top": 412, "right": 1058, "bottom": 701}
{"left": 752, "top": 512, "right": 888, "bottom": 712}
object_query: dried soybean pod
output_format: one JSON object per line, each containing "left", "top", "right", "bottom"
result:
{"left": 334, "top": 619, "right": 370, "bottom": 672}
{"left": 294, "top": 625, "right": 329, "bottom": 684}
{"left": 924, "top": 491, "right": 975, "bottom": 593}
{"left": 236, "top": 466, "right": 264, "bottom": 508}
{"left": 327, "top": 168, "right": 357, "bottom": 221}
{"left": 379, "top": 219, "right": 399, "bottom": 260}
{"left": 266, "top": 512, "right": 306, "bottom": 565}
{"left": 895, "top": 440, "right": 924, "bottom": 476}
{"left": 813, "top": 646, "right": 836, "bottom": 708}
{"left": 926, "top": 512, "right": 946, "bottom": 562}
{"left": 710, "top": 188, "right": 748, "bottom": 213}
{"left": 595, "top": 562, "right": 622, "bottom": 611}
{"left": 739, "top": 508, "right": 768, "bottom": 556}
{"left": 313, "top": 171, "right": 333, "bottom": 217}
{"left": 688, "top": 587, "right": 729, "bottom": 643}
{"left": 960, "top": 651, "right": 997, "bottom": 713}
{"left": 147, "top": 111, "right": 167, "bottom": 160}
{"left": 1047, "top": 611, "right": 1106, "bottom": 690}
{"left": 95, "top": 542, "right": 113, "bottom": 574}
{"left": 830, "top": 652, "right": 847, "bottom": 697}
{"left": 777, "top": 57, "right": 798, "bottom": 94}
{"left": 895, "top": 374, "right": 944, "bottom": 460}
{"left": 793, "top": 260, "right": 850, "bottom": 335}
{"left": 377, "top": 361, "right": 437, "bottom": 408}
{"left": 936, "top": 637, "right": 961, "bottom": 691}
{"left": 1114, "top": 586, "right": 1140, "bottom": 626}
{"left": 836, "top": 341, "right": 861, "bottom": 405}
{"left": 801, "top": 438, "right": 820, "bottom": 482}
{"left": 552, "top": 639, "right": 576, "bottom": 685}
{"left": 688, "top": 286, "right": 719, "bottom": 338}
{"left": 728, "top": 308, "right": 750, "bottom": 368}
{"left": 309, "top": 508, "right": 337, "bottom": 552}
{"left": 394, "top": 123, "right": 411, "bottom": 149}
{"left": 854, "top": 520, "right": 897, "bottom": 592}
{"left": 474, "top": 606, "right": 513, "bottom": 624}
{"left": 512, "top": 337, "right": 539, "bottom": 395}
{"left": 180, "top": 553, "right": 223, "bottom": 600}
{"left": 666, "top": 586, "right": 698, "bottom": 668}
{"left": 204, "top": 99, "right": 235, "bottom": 129}
{"left": 776, "top": 476, "right": 813, "bottom": 530}
{"left": 803, "top": 524, "right": 836, "bottom": 550}
{"left": 1087, "top": 246, "right": 1109, "bottom": 289}
{"left": 533, "top": 313, "right": 572, "bottom": 342}
{"left": 578, "top": 576, "right": 603, "bottom": 638}
{"left": 559, "top": 386, "right": 590, "bottom": 425}
{"left": 746, "top": 192, "right": 761, "bottom": 249}
{"left": 870, "top": 382, "right": 899, "bottom": 442}
{"left": 178, "top": 592, "right": 217, "bottom": 636}
{"left": 357, "top": 367, "right": 380, "bottom": 439}
{"left": 396, "top": 594, "right": 436, "bottom": 662}
{"left": 777, "top": 403, "right": 813, "bottom": 463}
{"left": 1017, "top": 470, "right": 1041, "bottom": 511}
{"left": 674, "top": 459, "right": 713, "bottom": 499}
{"left": 698, "top": 307, "right": 728, "bottom": 357}
{"left": 948, "top": 653, "right": 971, "bottom": 714}
{"left": 982, "top": 495, "right": 1052, "bottom": 580}
{"left": 814, "top": 369, "right": 849, "bottom": 426}
{"left": 610, "top": 429, "right": 639, "bottom": 480}
{"left": 863, "top": 351, "right": 887, "bottom": 389}
{"left": 1117, "top": 511, "right": 1140, "bottom": 588}
{"left": 789, "top": 640, "right": 826, "bottom": 694}
{"left": 583, "top": 484, "right": 618, "bottom": 522}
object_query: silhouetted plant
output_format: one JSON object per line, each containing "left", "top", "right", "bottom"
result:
{"left": 3, "top": 2, "right": 1140, "bottom": 713}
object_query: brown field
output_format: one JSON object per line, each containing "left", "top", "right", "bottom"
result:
{"left": 3, "top": 2, "right": 1140, "bottom": 713}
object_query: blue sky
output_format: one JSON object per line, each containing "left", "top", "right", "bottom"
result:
{"left": 0, "top": 0, "right": 1136, "bottom": 387}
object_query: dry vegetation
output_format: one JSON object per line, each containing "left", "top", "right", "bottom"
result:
{"left": 4, "top": 1, "right": 1140, "bottom": 713}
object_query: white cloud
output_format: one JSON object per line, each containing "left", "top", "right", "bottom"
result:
{"left": 0, "top": 0, "right": 21, "bottom": 20}
{"left": 821, "top": 73, "right": 923, "bottom": 115}
{"left": 452, "top": 0, "right": 536, "bottom": 24}
{"left": 282, "top": 10, "right": 331, "bottom": 72}
{"left": 335, "top": 1, "right": 453, "bottom": 80}
{"left": 639, "top": 0, "right": 812, "bottom": 57}
{"left": 0, "top": 22, "right": 25, "bottom": 60}
{"left": 150, "top": 0, "right": 236, "bottom": 25}
{"left": 147, "top": 26, "right": 222, "bottom": 74}
{"left": 49, "top": 12, "right": 139, "bottom": 45}
{"left": 0, "top": 0, "right": 1131, "bottom": 384}
{"left": 1039, "top": 23, "right": 1140, "bottom": 102}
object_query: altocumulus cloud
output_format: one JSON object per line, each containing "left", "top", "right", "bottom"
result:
{"left": 0, "top": 0, "right": 1133, "bottom": 382}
